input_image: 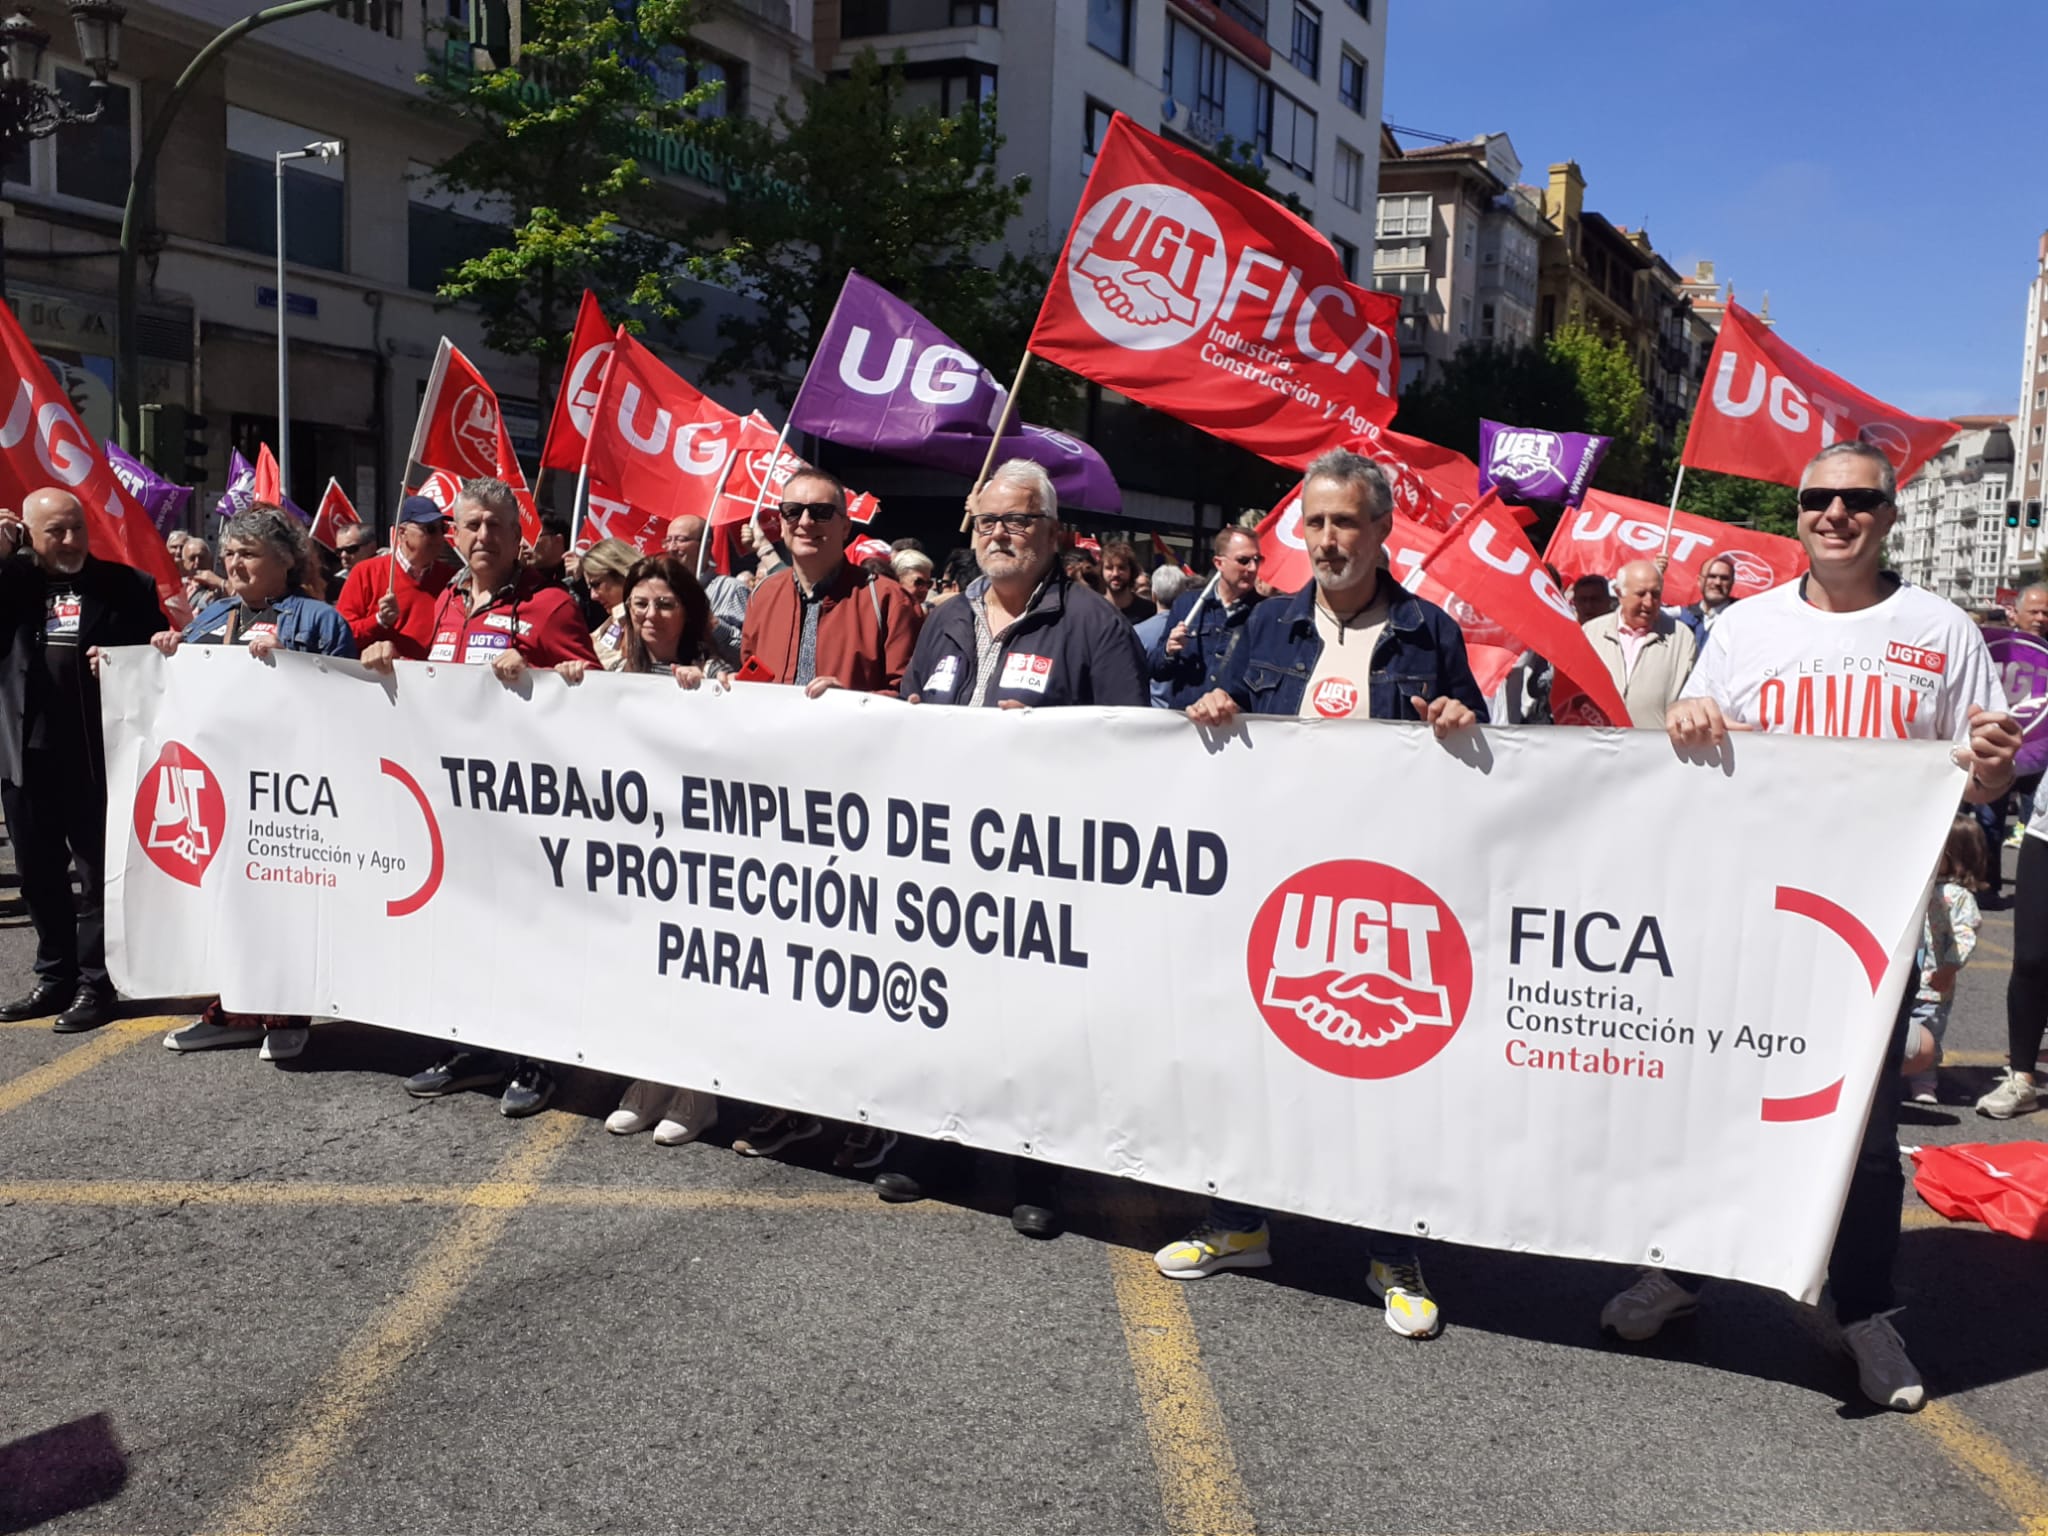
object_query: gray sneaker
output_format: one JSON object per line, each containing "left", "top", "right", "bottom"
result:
{"left": 1841, "top": 1314, "right": 1926, "bottom": 1412}
{"left": 1974, "top": 1069, "right": 2040, "bottom": 1120}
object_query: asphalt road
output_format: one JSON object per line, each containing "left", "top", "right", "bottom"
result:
{"left": 3, "top": 843, "right": 2048, "bottom": 1535}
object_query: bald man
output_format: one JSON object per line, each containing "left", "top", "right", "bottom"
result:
{"left": 660, "top": 513, "right": 750, "bottom": 667}
{"left": 1582, "top": 559, "right": 1696, "bottom": 729}
{"left": 0, "top": 489, "right": 167, "bottom": 1031}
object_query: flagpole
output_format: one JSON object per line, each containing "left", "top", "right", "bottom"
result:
{"left": 962, "top": 349, "right": 1033, "bottom": 531}
{"left": 743, "top": 418, "right": 796, "bottom": 553}
{"left": 700, "top": 448, "right": 744, "bottom": 581}
{"left": 1661, "top": 464, "right": 1688, "bottom": 558}
{"left": 567, "top": 464, "right": 590, "bottom": 549}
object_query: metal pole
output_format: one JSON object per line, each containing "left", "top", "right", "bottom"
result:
{"left": 275, "top": 149, "right": 290, "bottom": 495}
{"left": 115, "top": 0, "right": 340, "bottom": 451}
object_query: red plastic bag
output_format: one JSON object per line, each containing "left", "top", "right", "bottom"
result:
{"left": 1911, "top": 1143, "right": 2048, "bottom": 1240}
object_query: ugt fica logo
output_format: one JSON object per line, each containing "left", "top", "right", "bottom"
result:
{"left": 132, "top": 741, "right": 225, "bottom": 887}
{"left": 1487, "top": 429, "right": 1564, "bottom": 485}
{"left": 1245, "top": 860, "right": 1471, "bottom": 1079}
{"left": 1065, "top": 183, "right": 1226, "bottom": 351}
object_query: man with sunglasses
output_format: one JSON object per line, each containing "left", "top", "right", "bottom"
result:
{"left": 1605, "top": 441, "right": 2021, "bottom": 1413}
{"left": 1148, "top": 526, "right": 1266, "bottom": 709}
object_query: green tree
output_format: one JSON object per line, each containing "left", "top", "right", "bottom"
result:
{"left": 1395, "top": 338, "right": 1581, "bottom": 461}
{"left": 1665, "top": 457, "right": 1798, "bottom": 537}
{"left": 416, "top": 0, "right": 715, "bottom": 410}
{"left": 1206, "top": 137, "right": 1308, "bottom": 217}
{"left": 1545, "top": 323, "right": 1653, "bottom": 496}
{"left": 685, "top": 50, "right": 1045, "bottom": 407}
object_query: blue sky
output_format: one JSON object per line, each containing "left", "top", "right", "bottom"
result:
{"left": 1383, "top": 0, "right": 2044, "bottom": 421}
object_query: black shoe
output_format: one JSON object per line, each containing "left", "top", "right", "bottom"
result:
{"left": 874, "top": 1170, "right": 926, "bottom": 1203}
{"left": 51, "top": 986, "right": 114, "bottom": 1034}
{"left": 1011, "top": 1202, "right": 1062, "bottom": 1239}
{"left": 500, "top": 1061, "right": 555, "bottom": 1118}
{"left": 0, "top": 979, "right": 70, "bottom": 1021}
{"left": 404, "top": 1050, "right": 509, "bottom": 1098}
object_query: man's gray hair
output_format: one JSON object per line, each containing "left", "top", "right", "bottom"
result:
{"left": 891, "top": 549, "right": 933, "bottom": 578}
{"left": 2020, "top": 582, "right": 2048, "bottom": 605}
{"left": 1302, "top": 447, "right": 1393, "bottom": 518}
{"left": 221, "top": 504, "right": 311, "bottom": 592}
{"left": 454, "top": 476, "right": 520, "bottom": 520}
{"left": 1151, "top": 563, "right": 1190, "bottom": 607}
{"left": 1802, "top": 441, "right": 1897, "bottom": 502}
{"left": 982, "top": 458, "right": 1058, "bottom": 520}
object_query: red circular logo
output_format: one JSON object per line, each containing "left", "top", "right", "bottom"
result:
{"left": 1245, "top": 860, "right": 1471, "bottom": 1079}
{"left": 131, "top": 741, "right": 225, "bottom": 888}
{"left": 1311, "top": 677, "right": 1359, "bottom": 718}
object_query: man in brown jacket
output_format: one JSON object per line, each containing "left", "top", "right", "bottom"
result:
{"left": 738, "top": 468, "right": 919, "bottom": 696}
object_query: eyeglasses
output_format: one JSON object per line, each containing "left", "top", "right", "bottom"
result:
{"left": 629, "top": 596, "right": 683, "bottom": 615}
{"left": 1224, "top": 553, "right": 1263, "bottom": 567}
{"left": 1797, "top": 486, "right": 1890, "bottom": 514}
{"left": 971, "top": 512, "right": 1052, "bottom": 535}
{"left": 777, "top": 501, "right": 842, "bottom": 524}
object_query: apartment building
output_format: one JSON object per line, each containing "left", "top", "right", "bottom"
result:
{"left": 1888, "top": 416, "right": 2013, "bottom": 603}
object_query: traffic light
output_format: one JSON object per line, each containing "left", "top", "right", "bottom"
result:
{"left": 2030, "top": 501, "right": 2042, "bottom": 530}
{"left": 2007, "top": 500, "right": 2021, "bottom": 529}
{"left": 137, "top": 402, "right": 179, "bottom": 478}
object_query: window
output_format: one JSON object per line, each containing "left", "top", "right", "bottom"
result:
{"left": 2, "top": 66, "right": 135, "bottom": 209}
{"left": 899, "top": 64, "right": 997, "bottom": 115}
{"left": 1263, "top": 87, "right": 1316, "bottom": 180}
{"left": 1375, "top": 192, "right": 1428, "bottom": 238}
{"left": 1290, "top": 2, "right": 1320, "bottom": 78}
{"left": 1165, "top": 16, "right": 1262, "bottom": 146}
{"left": 1334, "top": 140, "right": 1363, "bottom": 209}
{"left": 1459, "top": 295, "right": 1471, "bottom": 338}
{"left": 1217, "top": 0, "right": 1268, "bottom": 33}
{"left": 1331, "top": 234, "right": 1358, "bottom": 281}
{"left": 1084, "top": 99, "right": 1115, "bottom": 174}
{"left": 1343, "top": 0, "right": 1368, "bottom": 15}
{"left": 224, "top": 108, "right": 346, "bottom": 273}
{"left": 2036, "top": 388, "right": 2044, "bottom": 410}
{"left": 1480, "top": 302, "right": 1496, "bottom": 340}
{"left": 842, "top": 0, "right": 992, "bottom": 33}
{"left": 1086, "top": 0, "right": 1129, "bottom": 62}
{"left": 648, "top": 48, "right": 745, "bottom": 121}
{"left": 1338, "top": 48, "right": 1366, "bottom": 113}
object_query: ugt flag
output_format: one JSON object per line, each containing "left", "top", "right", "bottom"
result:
{"left": 105, "top": 441, "right": 192, "bottom": 536}
{"left": 1544, "top": 489, "right": 1807, "bottom": 609}
{"left": 1477, "top": 420, "right": 1608, "bottom": 507}
{"left": 790, "top": 271, "right": 1121, "bottom": 512}
{"left": 1028, "top": 112, "right": 1400, "bottom": 469}
{"left": 1681, "top": 304, "right": 1956, "bottom": 488}
{"left": 540, "top": 290, "right": 614, "bottom": 474}
{"left": 310, "top": 479, "right": 361, "bottom": 551}
{"left": 0, "top": 296, "right": 186, "bottom": 622}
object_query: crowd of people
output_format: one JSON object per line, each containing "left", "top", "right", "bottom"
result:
{"left": 0, "top": 437, "right": 2034, "bottom": 1416}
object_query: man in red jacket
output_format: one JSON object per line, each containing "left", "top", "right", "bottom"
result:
{"left": 359, "top": 476, "right": 597, "bottom": 1118}
{"left": 335, "top": 496, "right": 453, "bottom": 659}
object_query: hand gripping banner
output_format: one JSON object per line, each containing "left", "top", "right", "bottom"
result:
{"left": 105, "top": 649, "right": 1963, "bottom": 1302}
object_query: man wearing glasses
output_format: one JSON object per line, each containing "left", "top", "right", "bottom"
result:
{"left": 1606, "top": 441, "right": 2021, "bottom": 1413}
{"left": 1147, "top": 525, "right": 1266, "bottom": 709}
{"left": 1677, "top": 552, "right": 1739, "bottom": 642}
{"left": 662, "top": 513, "right": 750, "bottom": 667}
{"left": 735, "top": 468, "right": 919, "bottom": 696}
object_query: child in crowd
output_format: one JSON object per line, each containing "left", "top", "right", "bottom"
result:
{"left": 1905, "top": 816, "right": 1986, "bottom": 1103}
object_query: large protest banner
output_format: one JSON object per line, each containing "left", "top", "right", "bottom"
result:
{"left": 105, "top": 651, "right": 1961, "bottom": 1301}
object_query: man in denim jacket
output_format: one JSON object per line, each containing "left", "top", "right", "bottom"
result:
{"left": 1156, "top": 446, "right": 1485, "bottom": 1340}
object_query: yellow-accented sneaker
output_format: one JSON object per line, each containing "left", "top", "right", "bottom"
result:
{"left": 1368, "top": 1257, "right": 1442, "bottom": 1338}
{"left": 1153, "top": 1223, "right": 1273, "bottom": 1279}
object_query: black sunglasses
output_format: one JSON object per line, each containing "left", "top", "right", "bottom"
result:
{"left": 778, "top": 501, "right": 842, "bottom": 524}
{"left": 1797, "top": 487, "right": 1890, "bottom": 514}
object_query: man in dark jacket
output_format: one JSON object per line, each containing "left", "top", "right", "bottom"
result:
{"left": 0, "top": 488, "right": 169, "bottom": 1031}
{"left": 880, "top": 458, "right": 1147, "bottom": 1237}
{"left": 1147, "top": 525, "right": 1265, "bottom": 708}
{"left": 1161, "top": 448, "right": 1484, "bottom": 1340}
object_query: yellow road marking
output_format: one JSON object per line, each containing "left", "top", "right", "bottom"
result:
{"left": 197, "top": 1112, "right": 581, "bottom": 1536}
{"left": 0, "top": 1178, "right": 933, "bottom": 1213}
{"left": 1914, "top": 1399, "right": 2048, "bottom": 1536}
{"left": 0, "top": 1018, "right": 160, "bottom": 1116}
{"left": 1106, "top": 1245, "right": 1256, "bottom": 1536}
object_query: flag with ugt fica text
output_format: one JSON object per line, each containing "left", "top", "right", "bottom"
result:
{"left": 0, "top": 296, "right": 186, "bottom": 623}
{"left": 1681, "top": 304, "right": 1956, "bottom": 489}
{"left": 1420, "top": 492, "right": 1633, "bottom": 728}
{"left": 1028, "top": 111, "right": 1400, "bottom": 470}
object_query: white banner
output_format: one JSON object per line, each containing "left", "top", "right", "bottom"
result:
{"left": 103, "top": 650, "right": 1961, "bottom": 1299}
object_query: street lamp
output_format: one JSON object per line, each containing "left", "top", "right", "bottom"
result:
{"left": 0, "top": 0, "right": 124, "bottom": 294}
{"left": 273, "top": 137, "right": 339, "bottom": 497}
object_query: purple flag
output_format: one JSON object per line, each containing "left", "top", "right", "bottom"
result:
{"left": 212, "top": 449, "right": 308, "bottom": 524}
{"left": 788, "top": 271, "right": 1122, "bottom": 513}
{"left": 1984, "top": 627, "right": 2048, "bottom": 775}
{"left": 1478, "top": 419, "right": 1609, "bottom": 507}
{"left": 104, "top": 442, "right": 192, "bottom": 537}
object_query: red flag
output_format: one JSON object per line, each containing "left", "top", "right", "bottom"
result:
{"left": 541, "top": 290, "right": 614, "bottom": 473}
{"left": 847, "top": 491, "right": 882, "bottom": 525}
{"left": 0, "top": 298, "right": 187, "bottom": 623}
{"left": 310, "top": 478, "right": 360, "bottom": 550}
{"left": 583, "top": 479, "right": 669, "bottom": 555}
{"left": 1681, "top": 304, "right": 1956, "bottom": 488}
{"left": 711, "top": 414, "right": 806, "bottom": 529}
{"left": 1420, "top": 493, "right": 1632, "bottom": 727}
{"left": 409, "top": 338, "right": 512, "bottom": 482}
{"left": 1544, "top": 489, "right": 1807, "bottom": 608}
{"left": 410, "top": 469, "right": 463, "bottom": 513}
{"left": 1028, "top": 112, "right": 1400, "bottom": 469}
{"left": 253, "top": 443, "right": 283, "bottom": 503}
{"left": 584, "top": 329, "right": 750, "bottom": 525}
{"left": 847, "top": 535, "right": 893, "bottom": 565}
{"left": 1347, "top": 423, "right": 1480, "bottom": 532}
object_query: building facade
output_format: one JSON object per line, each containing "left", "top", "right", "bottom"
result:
{"left": 1888, "top": 417, "right": 2013, "bottom": 604}
{"left": 2006, "top": 231, "right": 2048, "bottom": 590}
{"left": 2, "top": 0, "right": 813, "bottom": 517}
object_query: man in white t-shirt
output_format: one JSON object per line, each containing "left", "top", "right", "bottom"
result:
{"left": 1601, "top": 441, "right": 2020, "bottom": 1414}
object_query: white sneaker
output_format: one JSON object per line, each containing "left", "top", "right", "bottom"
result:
{"left": 258, "top": 1026, "right": 308, "bottom": 1061}
{"left": 1367, "top": 1256, "right": 1442, "bottom": 1339}
{"left": 1601, "top": 1267, "right": 1699, "bottom": 1341}
{"left": 163, "top": 1017, "right": 264, "bottom": 1052}
{"left": 1841, "top": 1314, "right": 1926, "bottom": 1412}
{"left": 606, "top": 1079, "right": 666, "bottom": 1135}
{"left": 1975, "top": 1069, "right": 2039, "bottom": 1119}
{"left": 652, "top": 1089, "right": 718, "bottom": 1147}
{"left": 1153, "top": 1223, "right": 1272, "bottom": 1279}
